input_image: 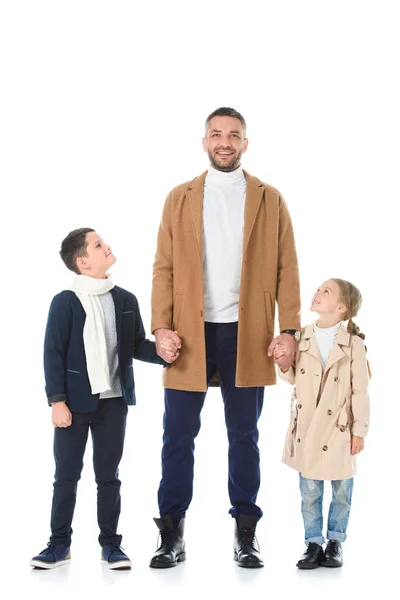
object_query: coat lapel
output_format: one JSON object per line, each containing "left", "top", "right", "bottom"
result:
{"left": 111, "top": 287, "right": 124, "bottom": 350}
{"left": 299, "top": 325, "right": 321, "bottom": 363}
{"left": 186, "top": 171, "right": 207, "bottom": 263}
{"left": 186, "top": 169, "right": 265, "bottom": 261}
{"left": 242, "top": 170, "right": 264, "bottom": 252}
{"left": 323, "top": 326, "right": 350, "bottom": 373}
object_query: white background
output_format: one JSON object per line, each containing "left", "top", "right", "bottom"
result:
{"left": 0, "top": 1, "right": 398, "bottom": 598}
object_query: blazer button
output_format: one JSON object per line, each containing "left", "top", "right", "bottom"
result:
{"left": 297, "top": 438, "right": 301, "bottom": 443}
{"left": 327, "top": 410, "right": 332, "bottom": 415}
{"left": 298, "top": 404, "right": 302, "bottom": 409}
{"left": 300, "top": 369, "right": 306, "bottom": 374}
{"left": 322, "top": 445, "right": 328, "bottom": 451}
{"left": 334, "top": 376, "right": 339, "bottom": 382}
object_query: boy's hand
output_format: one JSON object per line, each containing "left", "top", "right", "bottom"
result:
{"left": 52, "top": 402, "right": 72, "bottom": 428}
{"left": 351, "top": 435, "right": 364, "bottom": 455}
{"left": 160, "top": 338, "right": 180, "bottom": 363}
{"left": 155, "top": 328, "right": 182, "bottom": 363}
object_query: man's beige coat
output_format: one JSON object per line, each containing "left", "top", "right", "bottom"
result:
{"left": 151, "top": 170, "right": 301, "bottom": 392}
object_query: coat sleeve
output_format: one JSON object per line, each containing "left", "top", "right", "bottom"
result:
{"left": 276, "top": 194, "right": 301, "bottom": 332}
{"left": 277, "top": 365, "right": 296, "bottom": 385}
{"left": 350, "top": 337, "right": 370, "bottom": 437}
{"left": 133, "top": 297, "right": 169, "bottom": 366}
{"left": 151, "top": 191, "right": 174, "bottom": 334}
{"left": 44, "top": 293, "right": 71, "bottom": 405}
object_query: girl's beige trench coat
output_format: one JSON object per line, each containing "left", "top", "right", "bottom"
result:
{"left": 280, "top": 324, "right": 370, "bottom": 481}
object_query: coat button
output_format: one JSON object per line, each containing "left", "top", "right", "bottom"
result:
{"left": 322, "top": 445, "right": 328, "bottom": 451}
{"left": 339, "top": 425, "right": 346, "bottom": 432}
{"left": 298, "top": 404, "right": 302, "bottom": 409}
{"left": 327, "top": 410, "right": 332, "bottom": 415}
{"left": 297, "top": 438, "right": 301, "bottom": 443}
{"left": 300, "top": 368, "right": 306, "bottom": 374}
{"left": 334, "top": 376, "right": 338, "bottom": 382}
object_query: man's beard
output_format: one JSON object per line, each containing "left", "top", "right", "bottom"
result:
{"left": 208, "top": 149, "right": 242, "bottom": 173}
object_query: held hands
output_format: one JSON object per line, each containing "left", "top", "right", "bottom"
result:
{"left": 52, "top": 402, "right": 72, "bottom": 428}
{"left": 155, "top": 328, "right": 182, "bottom": 364}
{"left": 351, "top": 435, "right": 365, "bottom": 455}
{"left": 268, "top": 333, "right": 296, "bottom": 372}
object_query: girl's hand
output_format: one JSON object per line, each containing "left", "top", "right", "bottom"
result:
{"left": 351, "top": 435, "right": 365, "bottom": 455}
{"left": 273, "top": 343, "right": 287, "bottom": 360}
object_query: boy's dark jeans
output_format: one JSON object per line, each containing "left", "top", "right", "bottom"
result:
{"left": 50, "top": 397, "right": 127, "bottom": 547}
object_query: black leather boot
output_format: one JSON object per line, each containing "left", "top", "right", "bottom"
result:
{"left": 233, "top": 515, "right": 264, "bottom": 568}
{"left": 296, "top": 542, "right": 325, "bottom": 569}
{"left": 320, "top": 540, "right": 343, "bottom": 568}
{"left": 149, "top": 515, "right": 186, "bottom": 568}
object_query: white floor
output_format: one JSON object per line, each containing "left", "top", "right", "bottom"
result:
{"left": 3, "top": 380, "right": 396, "bottom": 599}
{"left": 19, "top": 516, "right": 392, "bottom": 600}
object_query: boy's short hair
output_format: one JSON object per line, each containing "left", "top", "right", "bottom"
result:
{"left": 60, "top": 228, "right": 95, "bottom": 274}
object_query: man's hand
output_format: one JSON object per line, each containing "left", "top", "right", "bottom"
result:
{"left": 160, "top": 337, "right": 180, "bottom": 363}
{"left": 351, "top": 435, "right": 364, "bottom": 455}
{"left": 52, "top": 402, "right": 72, "bottom": 428}
{"left": 268, "top": 333, "right": 296, "bottom": 372}
{"left": 155, "top": 328, "right": 182, "bottom": 363}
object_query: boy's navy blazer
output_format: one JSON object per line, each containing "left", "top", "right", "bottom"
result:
{"left": 44, "top": 285, "right": 167, "bottom": 413}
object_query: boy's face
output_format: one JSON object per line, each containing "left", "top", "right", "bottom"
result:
{"left": 76, "top": 232, "right": 116, "bottom": 278}
{"left": 310, "top": 279, "right": 346, "bottom": 317}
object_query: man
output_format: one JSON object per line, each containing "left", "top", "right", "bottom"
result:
{"left": 150, "top": 107, "right": 300, "bottom": 568}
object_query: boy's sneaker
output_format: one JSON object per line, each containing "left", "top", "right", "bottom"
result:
{"left": 30, "top": 542, "right": 71, "bottom": 569}
{"left": 101, "top": 544, "right": 131, "bottom": 570}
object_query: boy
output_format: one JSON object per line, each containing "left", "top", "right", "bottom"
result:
{"left": 30, "top": 228, "right": 179, "bottom": 570}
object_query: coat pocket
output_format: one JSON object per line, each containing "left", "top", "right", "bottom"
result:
{"left": 337, "top": 403, "right": 349, "bottom": 432}
{"left": 173, "top": 294, "right": 183, "bottom": 331}
{"left": 263, "top": 291, "right": 274, "bottom": 335}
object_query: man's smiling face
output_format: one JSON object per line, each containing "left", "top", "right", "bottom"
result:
{"left": 202, "top": 115, "right": 248, "bottom": 172}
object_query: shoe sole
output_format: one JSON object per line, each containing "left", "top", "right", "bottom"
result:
{"left": 149, "top": 552, "right": 186, "bottom": 569}
{"left": 30, "top": 558, "right": 71, "bottom": 570}
{"left": 296, "top": 563, "right": 321, "bottom": 570}
{"left": 101, "top": 558, "right": 132, "bottom": 570}
{"left": 320, "top": 561, "right": 343, "bottom": 568}
{"left": 234, "top": 552, "right": 264, "bottom": 568}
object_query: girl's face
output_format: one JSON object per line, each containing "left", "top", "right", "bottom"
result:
{"left": 311, "top": 279, "right": 347, "bottom": 318}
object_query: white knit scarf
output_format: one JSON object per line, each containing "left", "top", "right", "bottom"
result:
{"left": 72, "top": 274, "right": 115, "bottom": 394}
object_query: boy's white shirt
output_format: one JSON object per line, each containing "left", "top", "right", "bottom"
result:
{"left": 72, "top": 274, "right": 114, "bottom": 394}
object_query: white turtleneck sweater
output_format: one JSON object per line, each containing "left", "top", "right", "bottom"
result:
{"left": 313, "top": 321, "right": 342, "bottom": 370}
{"left": 202, "top": 165, "right": 247, "bottom": 322}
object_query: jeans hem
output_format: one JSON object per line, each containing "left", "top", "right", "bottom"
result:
{"left": 305, "top": 535, "right": 325, "bottom": 546}
{"left": 327, "top": 530, "right": 346, "bottom": 543}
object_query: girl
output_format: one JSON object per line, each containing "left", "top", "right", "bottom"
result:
{"left": 274, "top": 278, "right": 370, "bottom": 569}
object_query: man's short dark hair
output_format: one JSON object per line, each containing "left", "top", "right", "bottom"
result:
{"left": 205, "top": 107, "right": 247, "bottom": 136}
{"left": 60, "top": 228, "right": 95, "bottom": 274}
